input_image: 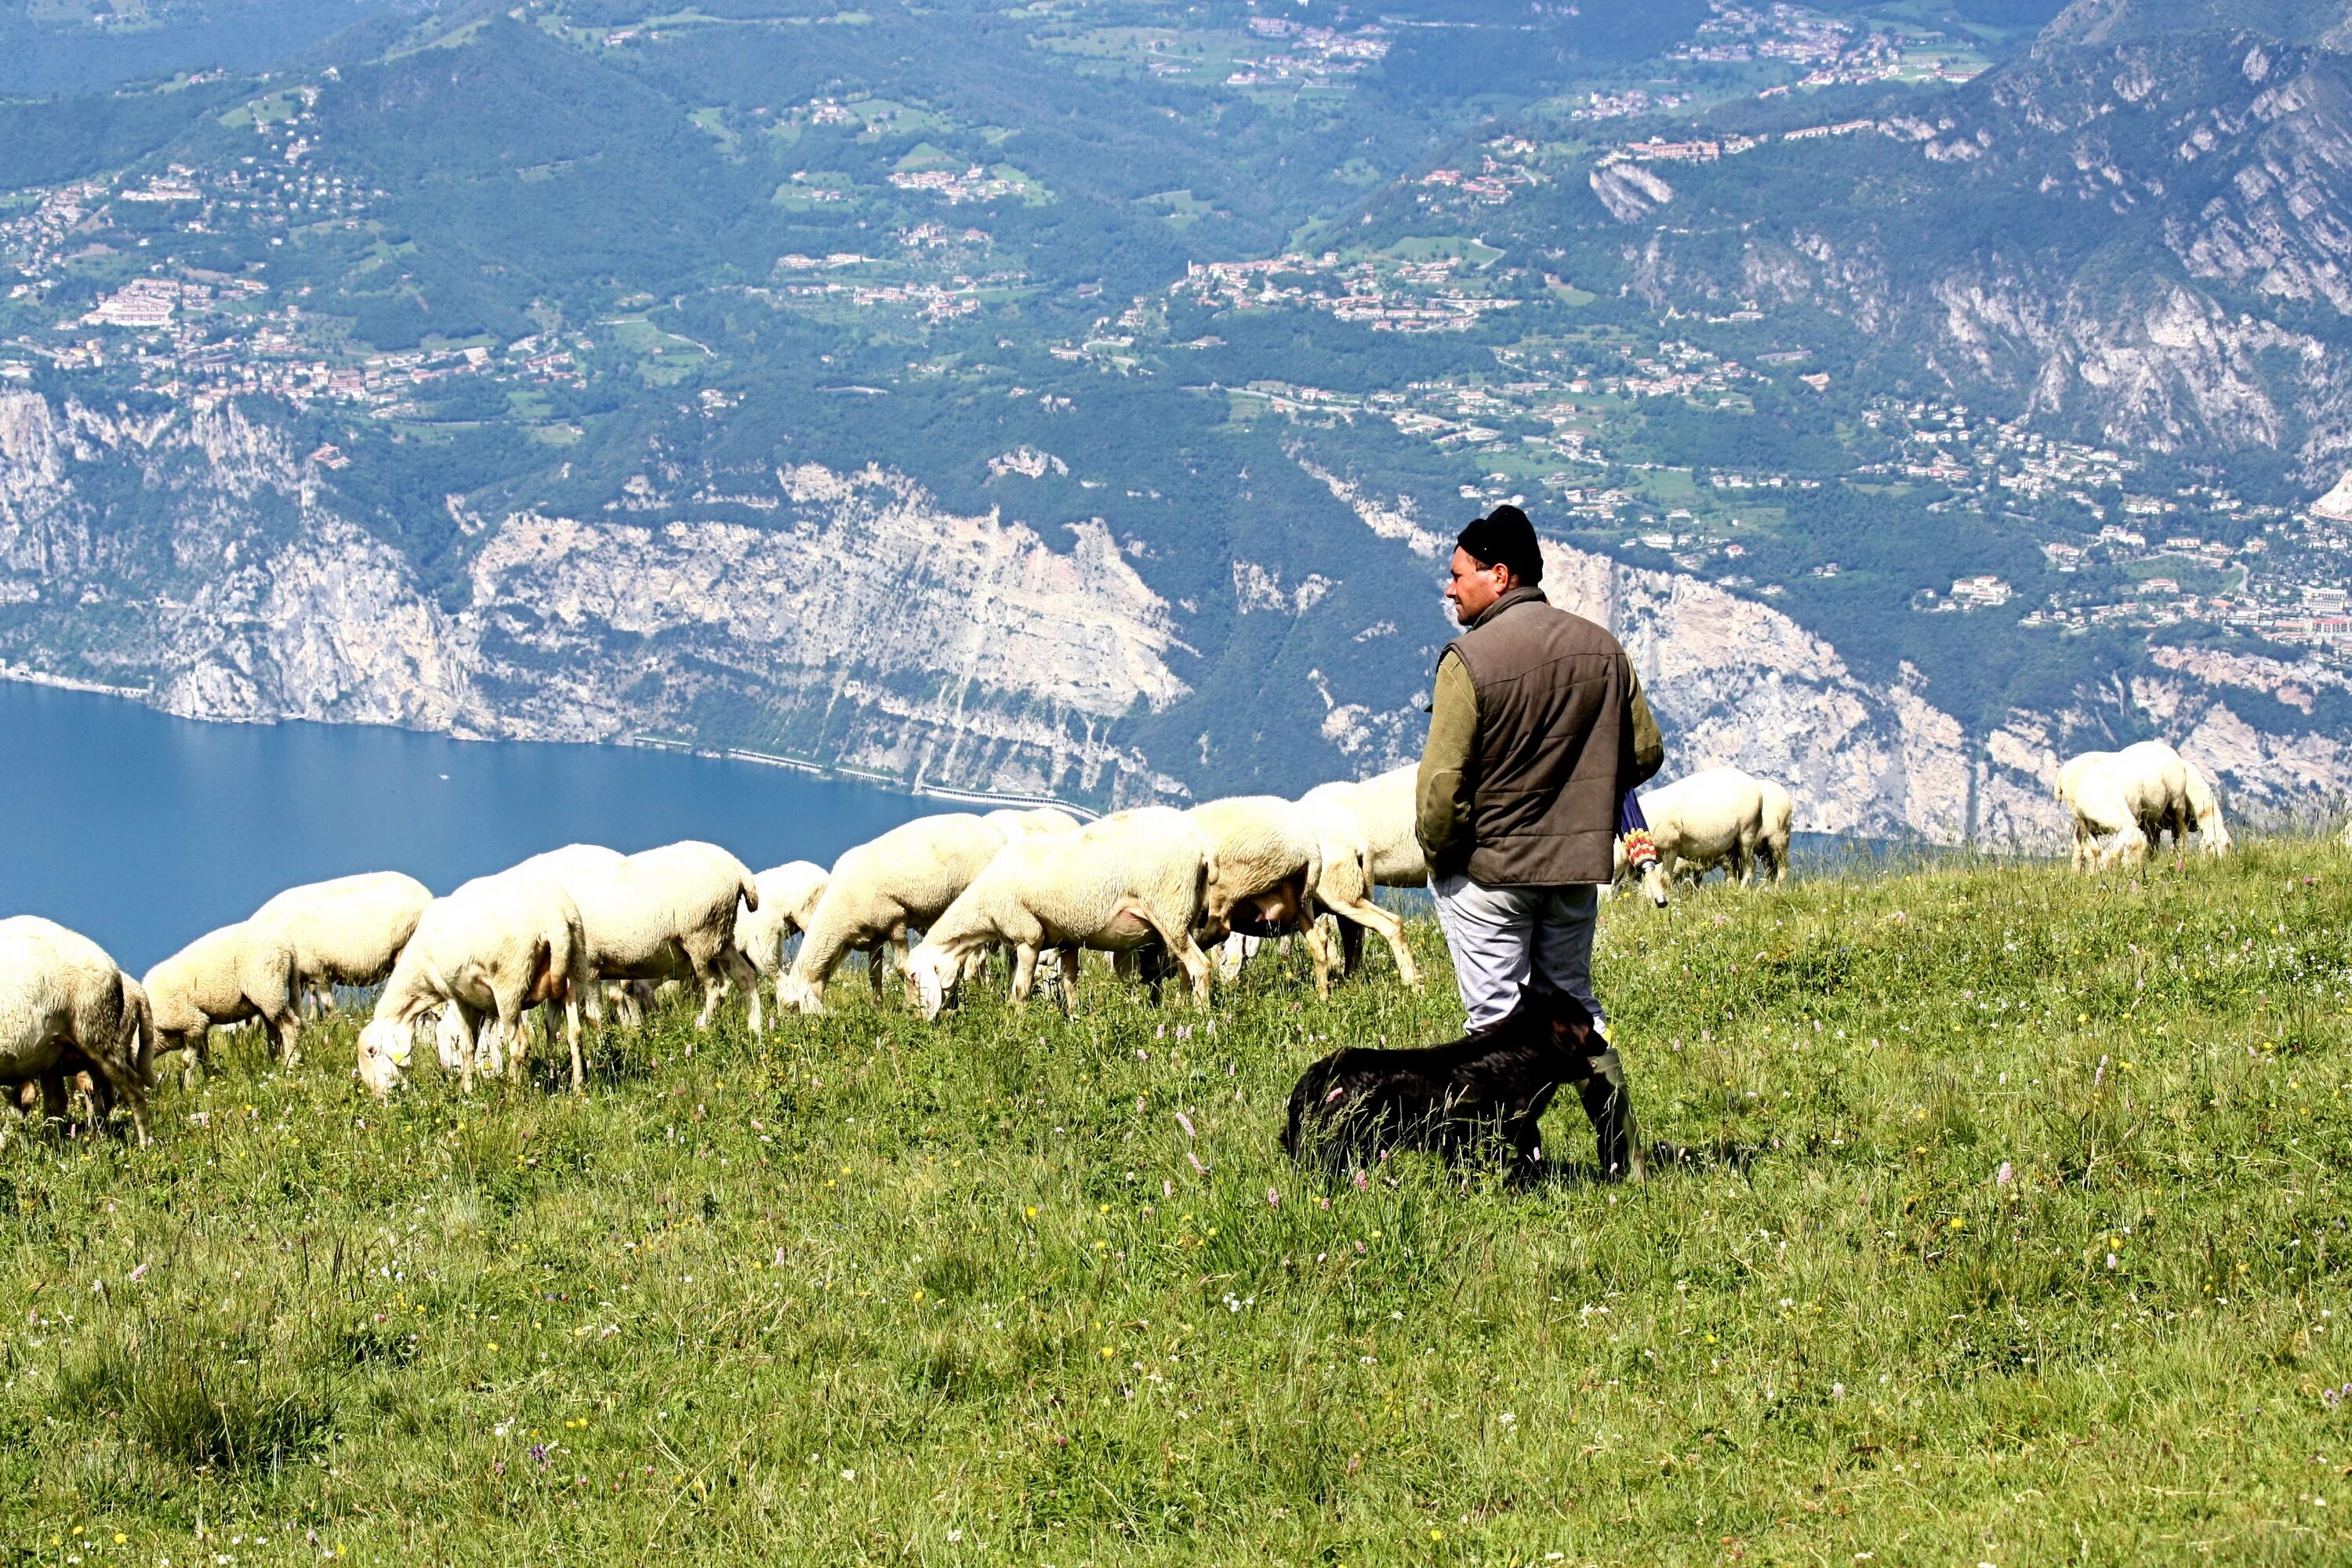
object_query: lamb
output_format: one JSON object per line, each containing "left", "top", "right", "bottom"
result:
{"left": 143, "top": 920, "right": 303, "bottom": 1075}
{"left": 248, "top": 872, "right": 433, "bottom": 1006}
{"left": 1295, "top": 778, "right": 1422, "bottom": 989}
{"left": 357, "top": 871, "right": 593, "bottom": 1096}
{"left": 0, "top": 916, "right": 152, "bottom": 1142}
{"left": 1613, "top": 767, "right": 1789, "bottom": 903}
{"left": 906, "top": 807, "right": 1217, "bottom": 1017}
{"left": 1185, "top": 795, "right": 1336, "bottom": 995}
{"left": 779, "top": 813, "right": 1009, "bottom": 1014}
{"left": 733, "top": 861, "right": 830, "bottom": 982}
{"left": 515, "top": 841, "right": 764, "bottom": 1033}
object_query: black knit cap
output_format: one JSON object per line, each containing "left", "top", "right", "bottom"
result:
{"left": 1455, "top": 503, "right": 1544, "bottom": 584}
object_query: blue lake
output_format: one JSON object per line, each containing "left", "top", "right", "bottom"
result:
{"left": 0, "top": 681, "right": 937, "bottom": 972}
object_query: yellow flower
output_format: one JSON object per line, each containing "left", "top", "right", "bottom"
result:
{"left": 1025, "top": 1206, "right": 1038, "bottom": 1218}
{"left": 486, "top": 1341, "right": 499, "bottom": 1351}
{"left": 1949, "top": 1218, "right": 1965, "bottom": 1231}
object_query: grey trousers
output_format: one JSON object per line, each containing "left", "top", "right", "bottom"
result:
{"left": 1430, "top": 873, "right": 1606, "bottom": 1035}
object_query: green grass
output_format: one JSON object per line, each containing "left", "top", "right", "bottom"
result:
{"left": 7, "top": 844, "right": 2352, "bottom": 1562}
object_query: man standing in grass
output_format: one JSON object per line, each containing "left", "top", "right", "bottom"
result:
{"left": 1416, "top": 503, "right": 1663, "bottom": 1178}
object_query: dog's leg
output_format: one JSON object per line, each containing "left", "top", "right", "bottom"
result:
{"left": 1577, "top": 1045, "right": 1646, "bottom": 1183}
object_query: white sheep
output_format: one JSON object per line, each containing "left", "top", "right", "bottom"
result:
{"left": 358, "top": 871, "right": 593, "bottom": 1096}
{"left": 248, "top": 871, "right": 433, "bottom": 1007}
{"left": 734, "top": 861, "right": 830, "bottom": 982}
{"left": 779, "top": 813, "right": 1008, "bottom": 1014}
{"left": 1296, "top": 775, "right": 1423, "bottom": 988}
{"left": 2060, "top": 742, "right": 2227, "bottom": 871}
{"left": 514, "top": 841, "right": 764, "bottom": 1033}
{"left": 1182, "top": 795, "right": 1340, "bottom": 996}
{"left": 907, "top": 806, "right": 1216, "bottom": 1017}
{"left": 0, "top": 916, "right": 151, "bottom": 1141}
{"left": 143, "top": 920, "right": 303, "bottom": 1075}
{"left": 1616, "top": 767, "right": 1791, "bottom": 903}
{"left": 983, "top": 806, "right": 1084, "bottom": 838}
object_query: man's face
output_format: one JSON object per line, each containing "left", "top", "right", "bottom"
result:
{"left": 1445, "top": 546, "right": 1515, "bottom": 625}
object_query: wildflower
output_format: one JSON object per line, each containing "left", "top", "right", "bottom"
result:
{"left": 1995, "top": 1161, "right": 2013, "bottom": 1186}
{"left": 840, "top": 1468, "right": 855, "bottom": 1481}
{"left": 1186, "top": 1151, "right": 1207, "bottom": 1176}
{"left": 1265, "top": 1188, "right": 1280, "bottom": 1209}
{"left": 1174, "top": 1111, "right": 1197, "bottom": 1141}
{"left": 528, "top": 1443, "right": 550, "bottom": 1468}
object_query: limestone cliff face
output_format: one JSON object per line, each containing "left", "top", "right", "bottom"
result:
{"left": 1, "top": 385, "right": 2343, "bottom": 835}
{"left": 0, "top": 390, "right": 1189, "bottom": 803}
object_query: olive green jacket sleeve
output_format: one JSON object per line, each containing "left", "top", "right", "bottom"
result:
{"left": 1415, "top": 649, "right": 1480, "bottom": 869}
{"left": 1626, "top": 666, "right": 1664, "bottom": 790}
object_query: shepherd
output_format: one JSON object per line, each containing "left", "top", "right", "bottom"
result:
{"left": 1416, "top": 504, "right": 1664, "bottom": 1179}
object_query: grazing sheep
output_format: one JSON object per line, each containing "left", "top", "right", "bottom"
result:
{"left": 1295, "top": 781, "right": 1422, "bottom": 989}
{"left": 358, "top": 872, "right": 592, "bottom": 1096}
{"left": 1614, "top": 767, "right": 1787, "bottom": 902}
{"left": 1185, "top": 796, "right": 1335, "bottom": 995}
{"left": 516, "top": 841, "right": 764, "bottom": 1033}
{"left": 0, "top": 916, "right": 151, "bottom": 1142}
{"left": 779, "top": 814, "right": 1008, "bottom": 1014}
{"left": 143, "top": 921, "right": 303, "bottom": 1075}
{"left": 1283, "top": 985, "right": 1641, "bottom": 1185}
{"left": 2058, "top": 742, "right": 2222, "bottom": 871}
{"left": 906, "top": 806, "right": 1218, "bottom": 1017}
{"left": 1303, "top": 766, "right": 1428, "bottom": 974}
{"left": 734, "top": 862, "right": 830, "bottom": 982}
{"left": 249, "top": 872, "right": 433, "bottom": 1005}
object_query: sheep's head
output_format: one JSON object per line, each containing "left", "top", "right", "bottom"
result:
{"left": 357, "top": 1018, "right": 412, "bottom": 1098}
{"left": 777, "top": 969, "right": 824, "bottom": 1016}
{"left": 909, "top": 943, "right": 960, "bottom": 1022}
{"left": 1621, "top": 831, "right": 1668, "bottom": 909}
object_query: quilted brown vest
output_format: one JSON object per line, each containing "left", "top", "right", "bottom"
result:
{"left": 1445, "top": 586, "right": 1635, "bottom": 886}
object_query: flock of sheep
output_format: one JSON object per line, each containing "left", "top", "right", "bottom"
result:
{"left": 0, "top": 737, "right": 2239, "bottom": 1143}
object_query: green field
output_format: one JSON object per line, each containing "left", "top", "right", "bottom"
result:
{"left": 6, "top": 844, "right": 2351, "bottom": 1562}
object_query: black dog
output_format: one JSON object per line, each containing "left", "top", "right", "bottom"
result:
{"left": 1282, "top": 986, "right": 1645, "bottom": 1185}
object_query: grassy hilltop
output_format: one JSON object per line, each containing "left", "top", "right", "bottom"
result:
{"left": 4, "top": 844, "right": 2350, "bottom": 1565}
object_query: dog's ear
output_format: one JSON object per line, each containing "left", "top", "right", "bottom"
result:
{"left": 1541, "top": 989, "right": 1598, "bottom": 1050}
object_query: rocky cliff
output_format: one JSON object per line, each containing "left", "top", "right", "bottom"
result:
{"left": 0, "top": 389, "right": 1191, "bottom": 803}
{"left": 1, "top": 385, "right": 2340, "bottom": 839}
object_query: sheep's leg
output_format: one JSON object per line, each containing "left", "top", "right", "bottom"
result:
{"left": 727, "top": 948, "right": 764, "bottom": 1037}
{"left": 263, "top": 1009, "right": 303, "bottom": 1070}
{"left": 1325, "top": 897, "right": 1418, "bottom": 989}
{"left": 1299, "top": 913, "right": 1335, "bottom": 999}
{"left": 452, "top": 1002, "right": 483, "bottom": 1094}
{"left": 895, "top": 930, "right": 921, "bottom": 1007}
{"left": 1008, "top": 944, "right": 1040, "bottom": 1008}
{"left": 36, "top": 1069, "right": 69, "bottom": 1128}
{"left": 1339, "top": 916, "right": 1366, "bottom": 978}
{"left": 1054, "top": 944, "right": 1083, "bottom": 1013}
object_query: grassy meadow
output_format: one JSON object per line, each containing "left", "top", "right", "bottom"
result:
{"left": 5, "top": 843, "right": 2351, "bottom": 1565}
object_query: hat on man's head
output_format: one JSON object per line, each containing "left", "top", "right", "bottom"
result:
{"left": 1455, "top": 503, "right": 1544, "bottom": 584}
